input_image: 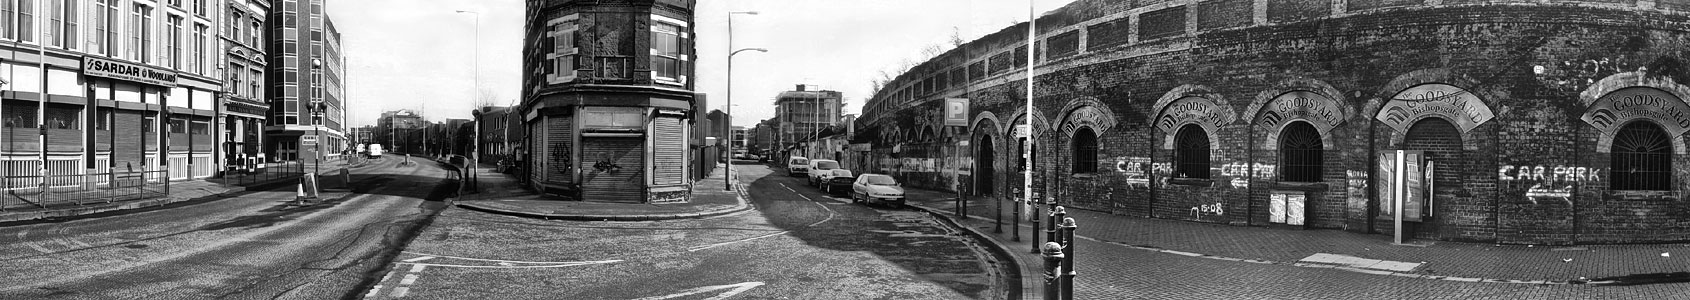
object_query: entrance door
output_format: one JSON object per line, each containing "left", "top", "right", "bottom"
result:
{"left": 1402, "top": 118, "right": 1462, "bottom": 240}
{"left": 581, "top": 137, "right": 645, "bottom": 203}
{"left": 977, "top": 136, "right": 995, "bottom": 196}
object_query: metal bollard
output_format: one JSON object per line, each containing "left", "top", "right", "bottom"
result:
{"left": 1042, "top": 242, "right": 1065, "bottom": 300}
{"left": 1011, "top": 194, "right": 1021, "bottom": 241}
{"left": 1030, "top": 202, "right": 1042, "bottom": 253}
{"left": 1048, "top": 206, "right": 1066, "bottom": 246}
{"left": 1059, "top": 217, "right": 1078, "bottom": 300}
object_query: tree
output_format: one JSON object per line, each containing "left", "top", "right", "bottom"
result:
{"left": 474, "top": 88, "right": 502, "bottom": 110}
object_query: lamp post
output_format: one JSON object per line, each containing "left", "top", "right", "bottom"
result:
{"left": 726, "top": 10, "right": 763, "bottom": 191}
{"left": 310, "top": 59, "right": 325, "bottom": 174}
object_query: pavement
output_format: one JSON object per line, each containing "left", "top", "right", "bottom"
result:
{"left": 452, "top": 161, "right": 750, "bottom": 221}
{"left": 891, "top": 183, "right": 1690, "bottom": 287}
{"left": 0, "top": 159, "right": 360, "bottom": 224}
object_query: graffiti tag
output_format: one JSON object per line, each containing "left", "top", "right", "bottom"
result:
{"left": 1498, "top": 165, "right": 1601, "bottom": 183}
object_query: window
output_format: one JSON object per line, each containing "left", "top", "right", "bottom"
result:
{"left": 1173, "top": 124, "right": 1211, "bottom": 179}
{"left": 194, "top": 23, "right": 208, "bottom": 74}
{"left": 168, "top": 15, "right": 183, "bottom": 68}
{"left": 228, "top": 11, "right": 241, "bottom": 42}
{"left": 49, "top": 0, "right": 76, "bottom": 48}
{"left": 1073, "top": 127, "right": 1098, "bottom": 173}
{"left": 250, "top": 21, "right": 260, "bottom": 46}
{"left": 90, "top": 0, "right": 115, "bottom": 55}
{"left": 192, "top": 0, "right": 204, "bottom": 16}
{"left": 96, "top": 108, "right": 113, "bottom": 130}
{"left": 4, "top": 0, "right": 37, "bottom": 42}
{"left": 130, "top": 4, "right": 152, "bottom": 62}
{"left": 142, "top": 116, "right": 155, "bottom": 133}
{"left": 169, "top": 118, "right": 187, "bottom": 133}
{"left": 1278, "top": 121, "right": 1323, "bottom": 182}
{"left": 2, "top": 102, "right": 37, "bottom": 128}
{"left": 45, "top": 104, "right": 80, "bottom": 129}
{"left": 251, "top": 70, "right": 262, "bottom": 100}
{"left": 650, "top": 15, "right": 687, "bottom": 83}
{"left": 547, "top": 15, "right": 578, "bottom": 83}
{"left": 1048, "top": 30, "right": 1080, "bottom": 59}
{"left": 1611, "top": 121, "right": 1673, "bottom": 191}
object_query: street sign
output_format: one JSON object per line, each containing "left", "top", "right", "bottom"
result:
{"left": 944, "top": 98, "right": 969, "bottom": 126}
{"left": 1014, "top": 124, "right": 1030, "bottom": 138}
{"left": 302, "top": 135, "right": 319, "bottom": 145}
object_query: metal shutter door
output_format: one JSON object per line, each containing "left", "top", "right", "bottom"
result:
{"left": 581, "top": 137, "right": 644, "bottom": 203}
{"left": 653, "top": 117, "right": 683, "bottom": 185}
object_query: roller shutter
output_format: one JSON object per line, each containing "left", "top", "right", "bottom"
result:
{"left": 581, "top": 137, "right": 644, "bottom": 203}
{"left": 546, "top": 116, "right": 573, "bottom": 185}
{"left": 653, "top": 117, "right": 683, "bottom": 185}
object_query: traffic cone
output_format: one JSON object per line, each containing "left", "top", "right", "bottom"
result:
{"left": 296, "top": 181, "right": 307, "bottom": 204}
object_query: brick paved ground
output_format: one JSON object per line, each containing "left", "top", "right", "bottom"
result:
{"left": 897, "top": 185, "right": 1690, "bottom": 282}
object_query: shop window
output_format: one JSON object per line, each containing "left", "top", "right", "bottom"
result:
{"left": 45, "top": 104, "right": 80, "bottom": 129}
{"left": 1278, "top": 121, "right": 1323, "bottom": 182}
{"left": 1173, "top": 124, "right": 1211, "bottom": 179}
{"left": 1072, "top": 127, "right": 1097, "bottom": 173}
{"left": 1611, "top": 121, "right": 1673, "bottom": 191}
{"left": 169, "top": 118, "right": 187, "bottom": 134}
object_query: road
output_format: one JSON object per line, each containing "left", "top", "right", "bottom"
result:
{"left": 0, "top": 155, "right": 455, "bottom": 299}
{"left": 363, "top": 161, "right": 1010, "bottom": 300}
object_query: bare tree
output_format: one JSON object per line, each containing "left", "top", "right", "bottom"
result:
{"left": 473, "top": 88, "right": 501, "bottom": 109}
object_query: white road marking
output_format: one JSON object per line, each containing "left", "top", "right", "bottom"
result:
{"left": 408, "top": 264, "right": 428, "bottom": 273}
{"left": 400, "top": 274, "right": 418, "bottom": 285}
{"left": 401, "top": 256, "right": 435, "bottom": 263}
{"left": 687, "top": 231, "right": 790, "bottom": 252}
{"left": 632, "top": 282, "right": 766, "bottom": 300}
{"left": 390, "top": 287, "right": 409, "bottom": 298}
{"left": 399, "top": 251, "right": 606, "bottom": 264}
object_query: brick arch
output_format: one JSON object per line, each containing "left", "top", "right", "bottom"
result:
{"left": 970, "top": 111, "right": 1001, "bottom": 136}
{"left": 1375, "top": 69, "right": 1492, "bottom": 150}
{"left": 1056, "top": 97, "right": 1120, "bottom": 137}
{"left": 1153, "top": 84, "right": 1234, "bottom": 150}
{"left": 1244, "top": 77, "right": 1348, "bottom": 150}
{"left": 1579, "top": 71, "right": 1690, "bottom": 154}
{"left": 1003, "top": 106, "right": 1053, "bottom": 138}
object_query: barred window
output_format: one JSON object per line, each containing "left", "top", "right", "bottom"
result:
{"left": 1279, "top": 121, "right": 1323, "bottom": 182}
{"left": 1174, "top": 124, "right": 1210, "bottom": 179}
{"left": 1611, "top": 121, "right": 1672, "bottom": 191}
{"left": 1072, "top": 128, "right": 1098, "bottom": 173}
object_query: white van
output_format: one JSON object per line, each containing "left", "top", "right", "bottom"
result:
{"left": 787, "top": 156, "right": 810, "bottom": 177}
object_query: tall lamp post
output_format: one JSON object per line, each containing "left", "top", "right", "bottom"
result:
{"left": 310, "top": 59, "right": 325, "bottom": 174}
{"left": 726, "top": 10, "right": 762, "bottom": 191}
{"left": 458, "top": 9, "right": 482, "bottom": 189}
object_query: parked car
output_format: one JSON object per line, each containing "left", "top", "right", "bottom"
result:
{"left": 787, "top": 156, "right": 810, "bottom": 177}
{"left": 851, "top": 174, "right": 905, "bottom": 207}
{"left": 819, "top": 169, "right": 855, "bottom": 194}
{"left": 806, "top": 159, "right": 843, "bottom": 186}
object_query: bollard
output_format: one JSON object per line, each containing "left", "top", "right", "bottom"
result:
{"left": 1042, "top": 242, "right": 1065, "bottom": 300}
{"left": 1010, "top": 194, "right": 1021, "bottom": 241}
{"left": 1059, "top": 217, "right": 1078, "bottom": 300}
{"left": 1030, "top": 202, "right": 1042, "bottom": 253}
{"left": 1048, "top": 206, "right": 1066, "bottom": 246}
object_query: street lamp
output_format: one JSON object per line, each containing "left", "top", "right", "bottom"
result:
{"left": 310, "top": 58, "right": 325, "bottom": 174}
{"left": 726, "top": 10, "right": 762, "bottom": 191}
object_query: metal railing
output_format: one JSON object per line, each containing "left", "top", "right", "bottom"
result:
{"left": 2, "top": 170, "right": 170, "bottom": 212}
{"left": 208, "top": 161, "right": 307, "bottom": 187}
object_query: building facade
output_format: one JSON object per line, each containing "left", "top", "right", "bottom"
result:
{"left": 522, "top": 0, "right": 698, "bottom": 203}
{"left": 2, "top": 0, "right": 230, "bottom": 192}
{"left": 857, "top": 0, "right": 1690, "bottom": 244}
{"left": 264, "top": 0, "right": 343, "bottom": 162}
{"left": 375, "top": 109, "right": 421, "bottom": 154}
{"left": 774, "top": 84, "right": 842, "bottom": 157}
{"left": 223, "top": 0, "right": 268, "bottom": 170}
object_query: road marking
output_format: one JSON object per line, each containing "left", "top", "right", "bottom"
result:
{"left": 400, "top": 274, "right": 419, "bottom": 285}
{"left": 401, "top": 256, "right": 435, "bottom": 263}
{"left": 409, "top": 264, "right": 428, "bottom": 273}
{"left": 390, "top": 287, "right": 409, "bottom": 298}
{"left": 632, "top": 282, "right": 765, "bottom": 300}
{"left": 395, "top": 260, "right": 622, "bottom": 269}
{"left": 687, "top": 231, "right": 790, "bottom": 252}
{"left": 399, "top": 251, "right": 609, "bottom": 264}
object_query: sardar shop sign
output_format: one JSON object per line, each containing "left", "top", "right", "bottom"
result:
{"left": 82, "top": 56, "right": 179, "bottom": 87}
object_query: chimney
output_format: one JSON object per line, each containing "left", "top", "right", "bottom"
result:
{"left": 795, "top": 84, "right": 806, "bottom": 92}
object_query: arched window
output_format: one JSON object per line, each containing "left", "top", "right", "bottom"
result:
{"left": 1612, "top": 121, "right": 1673, "bottom": 191}
{"left": 1072, "top": 127, "right": 1098, "bottom": 173}
{"left": 1173, "top": 124, "right": 1210, "bottom": 179}
{"left": 1279, "top": 121, "right": 1323, "bottom": 182}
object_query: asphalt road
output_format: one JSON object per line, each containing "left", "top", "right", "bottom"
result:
{"left": 364, "top": 161, "right": 1009, "bottom": 300}
{"left": 0, "top": 155, "right": 455, "bottom": 300}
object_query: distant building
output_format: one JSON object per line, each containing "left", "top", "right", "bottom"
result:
{"left": 376, "top": 110, "right": 423, "bottom": 154}
{"left": 774, "top": 84, "right": 843, "bottom": 158}
{"left": 470, "top": 106, "right": 524, "bottom": 164}
{"left": 522, "top": 0, "right": 699, "bottom": 203}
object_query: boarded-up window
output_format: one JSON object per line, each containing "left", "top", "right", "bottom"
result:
{"left": 1047, "top": 30, "right": 1080, "bottom": 59}
{"left": 1268, "top": 0, "right": 1332, "bottom": 24}
{"left": 1087, "top": 19, "right": 1130, "bottom": 51}
{"left": 1195, "top": 0, "right": 1252, "bottom": 31}
{"left": 1139, "top": 6, "right": 1187, "bottom": 41}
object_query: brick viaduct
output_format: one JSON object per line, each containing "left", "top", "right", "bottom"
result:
{"left": 854, "top": 0, "right": 1690, "bottom": 244}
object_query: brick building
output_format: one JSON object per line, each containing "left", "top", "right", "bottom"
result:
{"left": 856, "top": 0, "right": 1690, "bottom": 244}
{"left": 775, "top": 84, "right": 843, "bottom": 159}
{"left": 265, "top": 0, "right": 346, "bottom": 162}
{"left": 521, "top": 0, "right": 698, "bottom": 203}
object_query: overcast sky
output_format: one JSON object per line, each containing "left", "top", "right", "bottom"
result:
{"left": 331, "top": 0, "right": 1077, "bottom": 127}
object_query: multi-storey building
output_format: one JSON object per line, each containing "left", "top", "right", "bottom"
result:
{"left": 375, "top": 109, "right": 421, "bottom": 154}
{"left": 222, "top": 0, "right": 268, "bottom": 169}
{"left": 774, "top": 84, "right": 842, "bottom": 157}
{"left": 522, "top": 0, "right": 698, "bottom": 203}
{"left": 750, "top": 118, "right": 776, "bottom": 154}
{"left": 2, "top": 0, "right": 229, "bottom": 194}
{"left": 264, "top": 0, "right": 343, "bottom": 162}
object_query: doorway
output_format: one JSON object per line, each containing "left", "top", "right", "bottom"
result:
{"left": 1402, "top": 118, "right": 1462, "bottom": 240}
{"left": 976, "top": 136, "right": 994, "bottom": 196}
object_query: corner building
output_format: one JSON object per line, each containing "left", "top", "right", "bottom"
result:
{"left": 265, "top": 0, "right": 344, "bottom": 161}
{"left": 857, "top": 0, "right": 1690, "bottom": 244}
{"left": 521, "top": 0, "right": 697, "bottom": 203}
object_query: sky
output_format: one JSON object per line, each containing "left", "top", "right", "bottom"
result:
{"left": 330, "top": 0, "right": 1078, "bottom": 127}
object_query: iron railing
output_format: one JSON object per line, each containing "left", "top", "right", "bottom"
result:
{"left": 2, "top": 170, "right": 170, "bottom": 211}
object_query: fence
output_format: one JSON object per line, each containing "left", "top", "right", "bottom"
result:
{"left": 2, "top": 170, "right": 170, "bottom": 211}
{"left": 209, "top": 161, "right": 307, "bottom": 187}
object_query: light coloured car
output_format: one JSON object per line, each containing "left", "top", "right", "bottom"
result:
{"left": 819, "top": 169, "right": 855, "bottom": 194}
{"left": 851, "top": 174, "right": 905, "bottom": 207}
{"left": 806, "top": 159, "right": 842, "bottom": 186}
{"left": 787, "top": 156, "right": 810, "bottom": 177}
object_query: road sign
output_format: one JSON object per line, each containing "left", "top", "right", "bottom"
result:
{"left": 302, "top": 135, "right": 319, "bottom": 145}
